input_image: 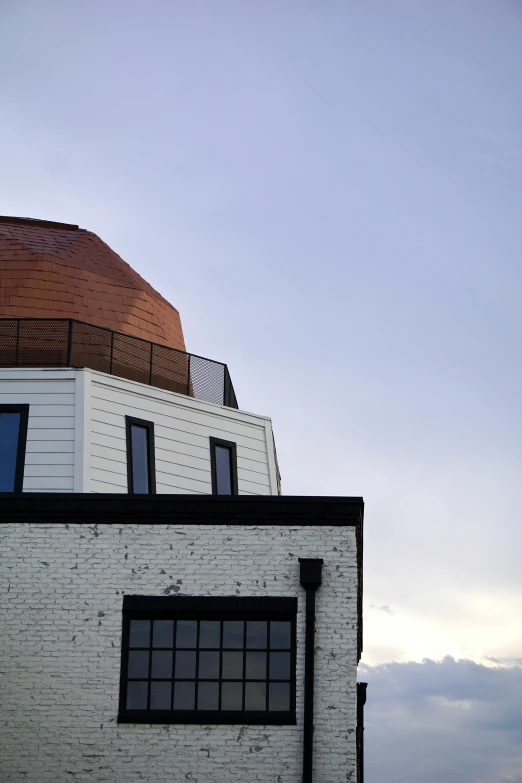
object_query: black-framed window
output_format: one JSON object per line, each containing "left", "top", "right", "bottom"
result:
{"left": 209, "top": 437, "right": 238, "bottom": 495}
{"left": 126, "top": 417, "right": 156, "bottom": 494}
{"left": 118, "top": 596, "right": 297, "bottom": 725}
{"left": 0, "top": 405, "right": 29, "bottom": 494}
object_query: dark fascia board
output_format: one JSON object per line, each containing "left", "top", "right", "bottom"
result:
{"left": 0, "top": 493, "right": 363, "bottom": 524}
{"left": 123, "top": 595, "right": 297, "bottom": 615}
{"left": 0, "top": 493, "right": 364, "bottom": 660}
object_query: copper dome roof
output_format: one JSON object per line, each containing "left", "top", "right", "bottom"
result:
{"left": 0, "top": 216, "right": 186, "bottom": 351}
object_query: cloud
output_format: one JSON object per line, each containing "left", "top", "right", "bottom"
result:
{"left": 370, "top": 604, "right": 395, "bottom": 615}
{"left": 359, "top": 657, "right": 522, "bottom": 783}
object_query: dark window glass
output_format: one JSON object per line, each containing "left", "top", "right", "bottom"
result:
{"left": 120, "top": 601, "right": 295, "bottom": 723}
{"left": 222, "top": 651, "right": 243, "bottom": 680}
{"left": 176, "top": 651, "right": 196, "bottom": 679}
{"left": 177, "top": 620, "right": 197, "bottom": 648}
{"left": 128, "top": 650, "right": 149, "bottom": 678}
{"left": 130, "top": 619, "right": 150, "bottom": 647}
{"left": 199, "top": 621, "right": 220, "bottom": 649}
{"left": 270, "top": 652, "right": 291, "bottom": 680}
{"left": 153, "top": 620, "right": 173, "bottom": 648}
{"left": 127, "top": 681, "right": 148, "bottom": 710}
{"left": 223, "top": 621, "right": 243, "bottom": 648}
{"left": 150, "top": 681, "right": 171, "bottom": 710}
{"left": 151, "top": 651, "right": 172, "bottom": 678}
{"left": 199, "top": 651, "right": 220, "bottom": 679}
{"left": 246, "top": 621, "right": 267, "bottom": 649}
{"left": 0, "top": 412, "right": 21, "bottom": 492}
{"left": 246, "top": 652, "right": 266, "bottom": 679}
{"left": 269, "top": 682, "right": 290, "bottom": 711}
{"left": 221, "top": 681, "right": 242, "bottom": 710}
{"left": 245, "top": 682, "right": 266, "bottom": 711}
{"left": 198, "top": 682, "right": 219, "bottom": 710}
{"left": 174, "top": 681, "right": 195, "bottom": 710}
{"left": 270, "top": 621, "right": 291, "bottom": 649}
{"left": 131, "top": 425, "right": 149, "bottom": 493}
{"left": 215, "top": 445, "right": 232, "bottom": 495}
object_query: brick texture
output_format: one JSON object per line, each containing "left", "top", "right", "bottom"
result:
{"left": 0, "top": 217, "right": 186, "bottom": 351}
{"left": 0, "top": 523, "right": 359, "bottom": 782}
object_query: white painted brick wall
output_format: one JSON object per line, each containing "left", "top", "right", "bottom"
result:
{"left": 0, "top": 523, "right": 358, "bottom": 783}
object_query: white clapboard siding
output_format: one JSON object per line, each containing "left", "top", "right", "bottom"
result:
{"left": 0, "top": 369, "right": 76, "bottom": 493}
{"left": 88, "top": 372, "right": 278, "bottom": 495}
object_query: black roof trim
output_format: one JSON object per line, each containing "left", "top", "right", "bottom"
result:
{"left": 0, "top": 493, "right": 363, "bottom": 524}
{"left": 0, "top": 216, "right": 79, "bottom": 230}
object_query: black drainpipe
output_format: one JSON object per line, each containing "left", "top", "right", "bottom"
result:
{"left": 357, "top": 682, "right": 368, "bottom": 783}
{"left": 299, "top": 558, "right": 323, "bottom": 783}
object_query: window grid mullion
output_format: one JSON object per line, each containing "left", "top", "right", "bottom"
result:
{"left": 218, "top": 620, "right": 223, "bottom": 711}
{"left": 146, "top": 619, "right": 153, "bottom": 709}
{"left": 241, "top": 621, "right": 246, "bottom": 711}
{"left": 194, "top": 620, "right": 201, "bottom": 710}
{"left": 171, "top": 619, "right": 177, "bottom": 710}
{"left": 266, "top": 621, "right": 271, "bottom": 711}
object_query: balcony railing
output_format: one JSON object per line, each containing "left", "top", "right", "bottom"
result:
{"left": 0, "top": 318, "right": 238, "bottom": 409}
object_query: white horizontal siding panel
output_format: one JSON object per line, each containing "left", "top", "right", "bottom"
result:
{"left": 23, "top": 476, "right": 74, "bottom": 491}
{"left": 24, "top": 405, "right": 76, "bottom": 418}
{"left": 24, "top": 452, "right": 74, "bottom": 465}
{"left": 0, "top": 393, "right": 75, "bottom": 406}
{"left": 0, "top": 371, "right": 78, "bottom": 493}
{"left": 0, "top": 380, "right": 76, "bottom": 395}
{"left": 85, "top": 370, "right": 278, "bottom": 495}
{"left": 91, "top": 380, "right": 269, "bottom": 431}
{"left": 91, "top": 386, "right": 267, "bottom": 443}
{"left": 27, "top": 429, "right": 75, "bottom": 441}
{"left": 238, "top": 479, "right": 272, "bottom": 495}
{"left": 90, "top": 431, "right": 126, "bottom": 454}
{"left": 155, "top": 483, "right": 207, "bottom": 495}
{"left": 155, "top": 448, "right": 209, "bottom": 473}
{"left": 27, "top": 416, "right": 75, "bottom": 429}
{"left": 90, "top": 402, "right": 267, "bottom": 454}
{"left": 25, "top": 439, "right": 75, "bottom": 452}
{"left": 90, "top": 478, "right": 127, "bottom": 493}
{"left": 155, "top": 459, "right": 209, "bottom": 484}
{"left": 90, "top": 459, "right": 127, "bottom": 487}
{"left": 91, "top": 442, "right": 127, "bottom": 465}
{"left": 23, "top": 464, "right": 74, "bottom": 478}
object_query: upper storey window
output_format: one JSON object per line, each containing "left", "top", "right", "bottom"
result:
{"left": 126, "top": 417, "right": 156, "bottom": 494}
{"left": 210, "top": 437, "right": 238, "bottom": 495}
{"left": 0, "top": 405, "right": 29, "bottom": 493}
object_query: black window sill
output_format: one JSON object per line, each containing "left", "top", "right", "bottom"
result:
{"left": 117, "top": 710, "right": 297, "bottom": 725}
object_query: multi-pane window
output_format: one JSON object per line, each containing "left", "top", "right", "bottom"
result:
{"left": 118, "top": 596, "right": 296, "bottom": 724}
{"left": 126, "top": 417, "right": 156, "bottom": 494}
{"left": 0, "top": 405, "right": 29, "bottom": 493}
{"left": 209, "top": 437, "right": 238, "bottom": 495}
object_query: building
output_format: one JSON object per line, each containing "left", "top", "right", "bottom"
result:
{"left": 0, "top": 216, "right": 365, "bottom": 782}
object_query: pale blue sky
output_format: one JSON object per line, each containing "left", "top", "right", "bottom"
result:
{"left": 1, "top": 2, "right": 521, "bottom": 780}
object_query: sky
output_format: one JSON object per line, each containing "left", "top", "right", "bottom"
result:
{"left": 1, "top": 1, "right": 521, "bottom": 780}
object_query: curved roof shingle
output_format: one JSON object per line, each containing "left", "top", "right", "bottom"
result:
{"left": 0, "top": 216, "right": 186, "bottom": 351}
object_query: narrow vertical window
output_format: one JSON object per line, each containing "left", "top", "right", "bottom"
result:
{"left": 126, "top": 417, "right": 156, "bottom": 494}
{"left": 0, "top": 405, "right": 29, "bottom": 493}
{"left": 209, "top": 437, "right": 238, "bottom": 495}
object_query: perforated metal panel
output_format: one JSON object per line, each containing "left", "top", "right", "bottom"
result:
{"left": 0, "top": 318, "right": 238, "bottom": 408}
{"left": 70, "top": 321, "right": 112, "bottom": 374}
{"left": 189, "top": 354, "right": 225, "bottom": 406}
{"left": 18, "top": 320, "right": 69, "bottom": 367}
{"left": 0, "top": 320, "right": 17, "bottom": 367}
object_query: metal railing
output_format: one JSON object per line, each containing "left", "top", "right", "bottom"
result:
{"left": 0, "top": 318, "right": 238, "bottom": 409}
